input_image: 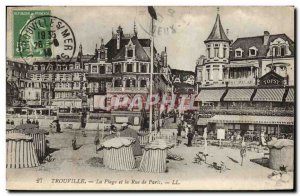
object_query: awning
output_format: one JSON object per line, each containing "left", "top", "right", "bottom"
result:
{"left": 224, "top": 89, "right": 254, "bottom": 101}
{"left": 253, "top": 88, "right": 285, "bottom": 102}
{"left": 197, "top": 118, "right": 209, "bottom": 125}
{"left": 195, "top": 89, "right": 225, "bottom": 102}
{"left": 285, "top": 88, "right": 294, "bottom": 103}
{"left": 208, "top": 115, "right": 294, "bottom": 125}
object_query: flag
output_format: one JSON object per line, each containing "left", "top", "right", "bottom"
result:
{"left": 148, "top": 6, "right": 157, "bottom": 20}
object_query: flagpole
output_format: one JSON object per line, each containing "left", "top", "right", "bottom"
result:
{"left": 149, "top": 17, "right": 154, "bottom": 133}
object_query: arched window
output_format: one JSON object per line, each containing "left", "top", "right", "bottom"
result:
{"left": 126, "top": 79, "right": 131, "bottom": 87}
{"left": 280, "top": 46, "right": 285, "bottom": 56}
{"left": 114, "top": 79, "right": 122, "bottom": 87}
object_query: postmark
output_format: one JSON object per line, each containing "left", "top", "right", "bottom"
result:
{"left": 137, "top": 7, "right": 190, "bottom": 37}
{"left": 16, "top": 12, "right": 76, "bottom": 64}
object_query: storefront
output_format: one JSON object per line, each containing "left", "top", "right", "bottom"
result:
{"left": 207, "top": 115, "right": 294, "bottom": 141}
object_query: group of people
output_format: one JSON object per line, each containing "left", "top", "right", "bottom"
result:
{"left": 6, "top": 119, "right": 14, "bottom": 125}
{"left": 177, "top": 114, "right": 197, "bottom": 147}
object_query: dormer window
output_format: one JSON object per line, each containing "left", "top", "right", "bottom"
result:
{"left": 100, "top": 51, "right": 105, "bottom": 59}
{"left": 249, "top": 46, "right": 258, "bottom": 57}
{"left": 235, "top": 48, "right": 243, "bottom": 57}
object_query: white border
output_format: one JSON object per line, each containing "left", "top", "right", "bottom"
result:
{"left": 1, "top": 0, "right": 299, "bottom": 195}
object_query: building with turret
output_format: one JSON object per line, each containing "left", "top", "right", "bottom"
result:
{"left": 195, "top": 10, "right": 294, "bottom": 141}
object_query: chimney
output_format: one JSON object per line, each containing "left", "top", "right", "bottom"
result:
{"left": 263, "top": 31, "right": 270, "bottom": 46}
{"left": 163, "top": 47, "right": 167, "bottom": 66}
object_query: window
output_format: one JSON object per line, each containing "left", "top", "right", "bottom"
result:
{"left": 272, "top": 47, "right": 278, "bottom": 57}
{"left": 249, "top": 49, "right": 256, "bottom": 56}
{"left": 99, "top": 80, "right": 106, "bottom": 91}
{"left": 280, "top": 46, "right": 285, "bottom": 56}
{"left": 141, "top": 64, "right": 147, "bottom": 73}
{"left": 127, "top": 49, "right": 133, "bottom": 58}
{"left": 114, "top": 79, "right": 122, "bottom": 87}
{"left": 140, "top": 80, "right": 147, "bottom": 87}
{"left": 223, "top": 48, "right": 227, "bottom": 58}
{"left": 214, "top": 48, "right": 219, "bottom": 57}
{"left": 92, "top": 65, "right": 97, "bottom": 73}
{"left": 207, "top": 69, "right": 210, "bottom": 80}
{"left": 235, "top": 50, "right": 242, "bottom": 57}
{"left": 207, "top": 48, "right": 211, "bottom": 58}
{"left": 115, "top": 64, "right": 121, "bottom": 73}
{"left": 126, "top": 64, "right": 133, "bottom": 72}
{"left": 99, "top": 66, "right": 105, "bottom": 74}
{"left": 100, "top": 52, "right": 105, "bottom": 59}
{"left": 126, "top": 80, "right": 131, "bottom": 87}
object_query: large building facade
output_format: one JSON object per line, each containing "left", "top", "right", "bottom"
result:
{"left": 85, "top": 26, "right": 173, "bottom": 130}
{"left": 195, "top": 12, "right": 295, "bottom": 140}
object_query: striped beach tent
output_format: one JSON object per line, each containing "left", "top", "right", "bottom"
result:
{"left": 6, "top": 133, "right": 40, "bottom": 168}
{"left": 101, "top": 137, "right": 136, "bottom": 170}
{"left": 7, "top": 128, "right": 49, "bottom": 160}
{"left": 139, "top": 139, "right": 174, "bottom": 173}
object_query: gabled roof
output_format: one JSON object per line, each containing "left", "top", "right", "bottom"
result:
{"left": 112, "top": 36, "right": 150, "bottom": 62}
{"left": 205, "top": 14, "right": 230, "bottom": 43}
{"left": 229, "top": 34, "right": 294, "bottom": 60}
{"left": 105, "top": 36, "right": 153, "bottom": 63}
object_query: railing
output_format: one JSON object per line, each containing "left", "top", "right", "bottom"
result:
{"left": 224, "top": 78, "right": 256, "bottom": 86}
{"left": 107, "top": 87, "right": 148, "bottom": 93}
{"left": 86, "top": 87, "right": 106, "bottom": 94}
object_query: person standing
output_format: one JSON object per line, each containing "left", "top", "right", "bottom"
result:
{"left": 187, "top": 129, "right": 194, "bottom": 147}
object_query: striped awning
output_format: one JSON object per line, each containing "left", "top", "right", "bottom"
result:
{"left": 224, "top": 89, "right": 254, "bottom": 101}
{"left": 285, "top": 88, "right": 294, "bottom": 103}
{"left": 253, "top": 88, "right": 285, "bottom": 102}
{"left": 195, "top": 89, "right": 225, "bottom": 102}
{"left": 208, "top": 115, "right": 294, "bottom": 125}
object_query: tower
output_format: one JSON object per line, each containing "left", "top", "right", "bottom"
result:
{"left": 200, "top": 8, "right": 230, "bottom": 86}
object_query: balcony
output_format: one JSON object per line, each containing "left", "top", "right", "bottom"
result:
{"left": 107, "top": 87, "right": 148, "bottom": 93}
{"left": 86, "top": 72, "right": 113, "bottom": 79}
{"left": 86, "top": 87, "right": 106, "bottom": 95}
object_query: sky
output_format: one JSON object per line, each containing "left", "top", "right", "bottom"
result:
{"left": 7, "top": 6, "right": 294, "bottom": 71}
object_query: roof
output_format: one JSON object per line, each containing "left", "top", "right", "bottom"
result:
{"left": 113, "top": 36, "right": 150, "bottom": 62}
{"left": 230, "top": 34, "right": 294, "bottom": 60}
{"left": 195, "top": 89, "right": 225, "bottom": 102}
{"left": 285, "top": 88, "right": 294, "bottom": 103}
{"left": 105, "top": 36, "right": 152, "bottom": 63}
{"left": 208, "top": 115, "right": 294, "bottom": 125}
{"left": 268, "top": 139, "right": 293, "bottom": 149}
{"left": 223, "top": 89, "right": 254, "bottom": 101}
{"left": 253, "top": 88, "right": 285, "bottom": 102}
{"left": 205, "top": 14, "right": 230, "bottom": 43}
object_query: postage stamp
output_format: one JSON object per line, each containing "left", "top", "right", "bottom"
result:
{"left": 15, "top": 11, "right": 76, "bottom": 63}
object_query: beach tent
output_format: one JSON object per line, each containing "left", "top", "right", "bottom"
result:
{"left": 139, "top": 139, "right": 174, "bottom": 173}
{"left": 6, "top": 133, "right": 40, "bottom": 168}
{"left": 101, "top": 137, "right": 136, "bottom": 170}
{"left": 268, "top": 139, "right": 294, "bottom": 171}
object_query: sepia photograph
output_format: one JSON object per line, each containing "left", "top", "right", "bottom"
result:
{"left": 5, "top": 5, "right": 295, "bottom": 191}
